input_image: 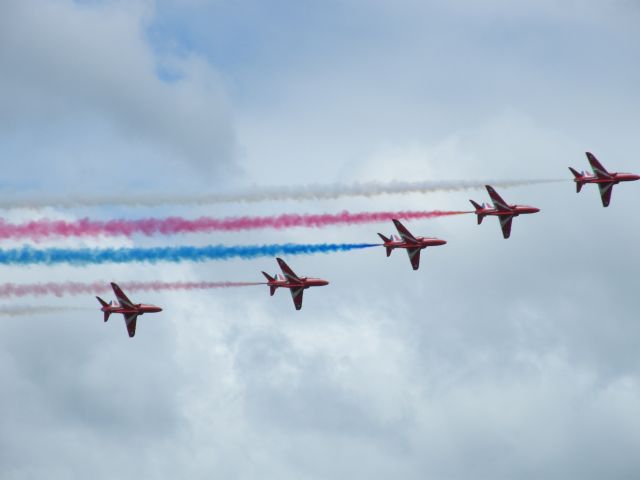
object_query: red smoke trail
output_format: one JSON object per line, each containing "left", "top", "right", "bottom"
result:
{"left": 0, "top": 210, "right": 469, "bottom": 241}
{"left": 0, "top": 281, "right": 264, "bottom": 299}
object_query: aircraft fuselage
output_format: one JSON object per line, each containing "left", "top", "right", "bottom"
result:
{"left": 476, "top": 205, "right": 540, "bottom": 217}
{"left": 384, "top": 237, "right": 447, "bottom": 251}
{"left": 268, "top": 277, "right": 329, "bottom": 290}
{"left": 574, "top": 173, "right": 640, "bottom": 185}
{"left": 101, "top": 303, "right": 162, "bottom": 316}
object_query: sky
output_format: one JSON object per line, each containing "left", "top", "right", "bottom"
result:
{"left": 1, "top": 0, "right": 640, "bottom": 478}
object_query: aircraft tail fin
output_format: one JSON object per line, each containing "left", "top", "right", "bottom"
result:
{"left": 377, "top": 233, "right": 393, "bottom": 256}
{"left": 96, "top": 297, "right": 111, "bottom": 322}
{"left": 261, "top": 272, "right": 277, "bottom": 296}
{"left": 569, "top": 167, "right": 584, "bottom": 192}
{"left": 469, "top": 201, "right": 485, "bottom": 224}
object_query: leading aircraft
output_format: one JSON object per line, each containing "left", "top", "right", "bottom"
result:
{"left": 377, "top": 219, "right": 447, "bottom": 271}
{"left": 569, "top": 152, "right": 640, "bottom": 207}
{"left": 96, "top": 282, "right": 162, "bottom": 338}
{"left": 470, "top": 185, "right": 540, "bottom": 239}
{"left": 261, "top": 258, "right": 329, "bottom": 310}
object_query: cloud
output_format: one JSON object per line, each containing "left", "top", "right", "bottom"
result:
{"left": 0, "top": 0, "right": 237, "bottom": 191}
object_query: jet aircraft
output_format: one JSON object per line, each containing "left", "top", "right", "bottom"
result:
{"left": 470, "top": 185, "right": 539, "bottom": 239}
{"left": 261, "top": 258, "right": 329, "bottom": 310}
{"left": 96, "top": 282, "right": 162, "bottom": 337}
{"left": 377, "top": 219, "right": 446, "bottom": 271}
{"left": 569, "top": 152, "right": 640, "bottom": 207}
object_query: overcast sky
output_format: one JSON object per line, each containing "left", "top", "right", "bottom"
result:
{"left": 1, "top": 1, "right": 639, "bottom": 479}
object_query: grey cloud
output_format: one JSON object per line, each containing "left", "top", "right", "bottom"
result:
{"left": 0, "top": 0, "right": 237, "bottom": 190}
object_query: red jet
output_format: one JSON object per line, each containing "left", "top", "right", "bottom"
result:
{"left": 470, "top": 185, "right": 540, "bottom": 239}
{"left": 261, "top": 258, "right": 329, "bottom": 310}
{"left": 96, "top": 282, "right": 162, "bottom": 338}
{"left": 377, "top": 219, "right": 447, "bottom": 270}
{"left": 569, "top": 152, "right": 640, "bottom": 207}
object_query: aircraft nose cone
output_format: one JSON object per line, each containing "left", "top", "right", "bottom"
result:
{"left": 532, "top": 207, "right": 540, "bottom": 213}
{"left": 440, "top": 239, "right": 447, "bottom": 245}
{"left": 322, "top": 280, "right": 329, "bottom": 286}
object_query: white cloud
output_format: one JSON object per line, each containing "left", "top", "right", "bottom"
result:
{"left": 0, "top": 0, "right": 236, "bottom": 190}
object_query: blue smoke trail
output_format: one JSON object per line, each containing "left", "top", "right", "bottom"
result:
{"left": 0, "top": 243, "right": 379, "bottom": 266}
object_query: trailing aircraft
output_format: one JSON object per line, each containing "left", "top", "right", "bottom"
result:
{"left": 470, "top": 186, "right": 539, "bottom": 239}
{"left": 96, "top": 283, "right": 162, "bottom": 338}
{"left": 377, "top": 219, "right": 446, "bottom": 271}
{"left": 261, "top": 258, "right": 329, "bottom": 310}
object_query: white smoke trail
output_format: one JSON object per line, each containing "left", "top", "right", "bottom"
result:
{"left": 0, "top": 178, "right": 562, "bottom": 210}
{"left": 0, "top": 305, "right": 90, "bottom": 317}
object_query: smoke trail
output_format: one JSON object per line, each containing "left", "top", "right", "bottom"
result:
{"left": 0, "top": 281, "right": 264, "bottom": 299}
{"left": 0, "top": 243, "right": 378, "bottom": 266}
{"left": 0, "top": 305, "right": 90, "bottom": 316}
{"left": 0, "top": 210, "right": 468, "bottom": 241}
{"left": 0, "top": 179, "right": 560, "bottom": 209}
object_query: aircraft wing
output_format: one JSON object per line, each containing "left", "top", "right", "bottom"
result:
{"left": 485, "top": 185, "right": 510, "bottom": 211}
{"left": 499, "top": 215, "right": 514, "bottom": 239}
{"left": 111, "top": 282, "right": 134, "bottom": 308}
{"left": 276, "top": 258, "right": 302, "bottom": 283}
{"left": 392, "top": 219, "right": 419, "bottom": 244}
{"left": 406, "top": 248, "right": 421, "bottom": 270}
{"left": 290, "top": 287, "right": 304, "bottom": 310}
{"left": 598, "top": 182, "right": 614, "bottom": 207}
{"left": 124, "top": 313, "right": 138, "bottom": 338}
{"left": 586, "top": 152, "right": 612, "bottom": 179}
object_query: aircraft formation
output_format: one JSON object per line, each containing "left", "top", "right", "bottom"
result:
{"left": 54, "top": 151, "right": 638, "bottom": 336}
